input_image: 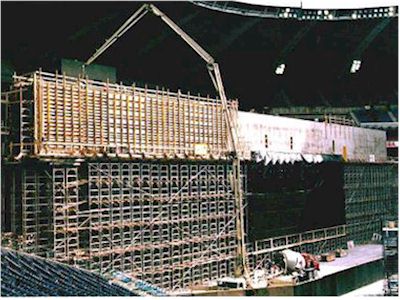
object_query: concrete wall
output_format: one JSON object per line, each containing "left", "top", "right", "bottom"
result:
{"left": 238, "top": 111, "right": 387, "bottom": 162}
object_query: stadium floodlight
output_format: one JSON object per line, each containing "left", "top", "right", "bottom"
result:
{"left": 350, "top": 60, "right": 362, "bottom": 73}
{"left": 275, "top": 63, "right": 286, "bottom": 75}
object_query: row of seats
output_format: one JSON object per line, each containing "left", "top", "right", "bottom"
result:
{"left": 135, "top": 279, "right": 167, "bottom": 296}
{"left": 1, "top": 248, "right": 136, "bottom": 296}
{"left": 353, "top": 107, "right": 397, "bottom": 123}
{"left": 112, "top": 271, "right": 167, "bottom": 296}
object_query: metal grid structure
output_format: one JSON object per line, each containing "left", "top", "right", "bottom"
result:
{"left": 4, "top": 160, "right": 398, "bottom": 291}
{"left": 3, "top": 160, "right": 244, "bottom": 291}
{"left": 53, "top": 166, "right": 80, "bottom": 261}
{"left": 3, "top": 164, "right": 54, "bottom": 257}
{"left": 78, "top": 161, "right": 241, "bottom": 290}
{"left": 382, "top": 222, "right": 398, "bottom": 296}
{"left": 343, "top": 163, "right": 398, "bottom": 244}
{"left": 246, "top": 225, "right": 347, "bottom": 272}
{"left": 4, "top": 71, "right": 240, "bottom": 160}
{"left": 5, "top": 161, "right": 350, "bottom": 290}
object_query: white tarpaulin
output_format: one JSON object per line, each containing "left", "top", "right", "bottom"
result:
{"left": 254, "top": 149, "right": 324, "bottom": 165}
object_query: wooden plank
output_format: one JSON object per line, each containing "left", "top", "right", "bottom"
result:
{"left": 77, "top": 75, "right": 82, "bottom": 151}
{"left": 55, "top": 72, "right": 59, "bottom": 144}
{"left": 63, "top": 74, "right": 67, "bottom": 145}
{"left": 46, "top": 81, "right": 51, "bottom": 145}
{"left": 106, "top": 79, "right": 110, "bottom": 152}
{"left": 187, "top": 91, "right": 191, "bottom": 153}
{"left": 119, "top": 88, "right": 124, "bottom": 153}
{"left": 132, "top": 84, "right": 136, "bottom": 152}
{"left": 113, "top": 82, "right": 117, "bottom": 149}
{"left": 85, "top": 77, "right": 90, "bottom": 146}
{"left": 11, "top": 71, "right": 236, "bottom": 159}
{"left": 177, "top": 90, "right": 181, "bottom": 154}
{"left": 99, "top": 85, "right": 103, "bottom": 146}
{"left": 156, "top": 86, "right": 160, "bottom": 152}
{"left": 144, "top": 85, "right": 148, "bottom": 153}
{"left": 126, "top": 88, "right": 131, "bottom": 153}
{"left": 161, "top": 88, "right": 165, "bottom": 153}
{"left": 70, "top": 81, "right": 75, "bottom": 145}
{"left": 92, "top": 81, "right": 97, "bottom": 148}
{"left": 138, "top": 89, "right": 142, "bottom": 153}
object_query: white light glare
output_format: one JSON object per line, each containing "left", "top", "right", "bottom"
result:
{"left": 275, "top": 64, "right": 285, "bottom": 75}
{"left": 350, "top": 60, "right": 362, "bottom": 73}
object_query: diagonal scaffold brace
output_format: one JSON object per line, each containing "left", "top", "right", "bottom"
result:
{"left": 83, "top": 3, "right": 251, "bottom": 287}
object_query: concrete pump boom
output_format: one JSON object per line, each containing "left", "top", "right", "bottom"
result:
{"left": 84, "top": 3, "right": 250, "bottom": 288}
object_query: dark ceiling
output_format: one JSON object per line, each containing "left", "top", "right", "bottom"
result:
{"left": 1, "top": 1, "right": 398, "bottom": 110}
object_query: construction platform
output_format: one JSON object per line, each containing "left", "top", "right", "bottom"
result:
{"left": 318, "top": 244, "right": 383, "bottom": 278}
{"left": 181, "top": 244, "right": 384, "bottom": 296}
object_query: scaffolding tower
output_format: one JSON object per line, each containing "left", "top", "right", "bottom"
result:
{"left": 343, "top": 163, "right": 398, "bottom": 244}
{"left": 383, "top": 221, "right": 398, "bottom": 296}
{"left": 3, "top": 160, "right": 245, "bottom": 291}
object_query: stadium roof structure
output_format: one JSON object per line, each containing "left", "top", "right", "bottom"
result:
{"left": 1, "top": 1, "right": 398, "bottom": 110}
{"left": 192, "top": 1, "right": 398, "bottom": 20}
{"left": 352, "top": 105, "right": 398, "bottom": 129}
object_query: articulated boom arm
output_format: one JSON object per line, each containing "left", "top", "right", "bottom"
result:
{"left": 84, "top": 3, "right": 239, "bottom": 152}
{"left": 84, "top": 3, "right": 249, "bottom": 285}
{"left": 147, "top": 4, "right": 240, "bottom": 153}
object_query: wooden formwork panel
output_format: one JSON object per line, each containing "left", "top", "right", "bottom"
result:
{"left": 7, "top": 71, "right": 239, "bottom": 160}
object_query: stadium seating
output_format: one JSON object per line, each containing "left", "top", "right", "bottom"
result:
{"left": 0, "top": 248, "right": 136, "bottom": 296}
{"left": 390, "top": 107, "right": 398, "bottom": 121}
{"left": 353, "top": 107, "right": 394, "bottom": 123}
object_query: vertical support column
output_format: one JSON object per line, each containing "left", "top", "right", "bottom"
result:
{"left": 144, "top": 86, "right": 149, "bottom": 154}
{"left": 19, "top": 165, "right": 52, "bottom": 256}
{"left": 33, "top": 72, "right": 39, "bottom": 154}
{"left": 9, "top": 167, "right": 18, "bottom": 234}
{"left": 53, "top": 166, "right": 79, "bottom": 262}
{"left": 21, "top": 168, "right": 37, "bottom": 253}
